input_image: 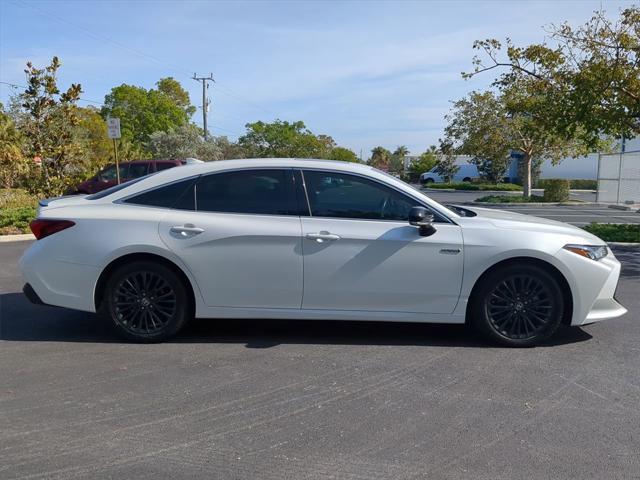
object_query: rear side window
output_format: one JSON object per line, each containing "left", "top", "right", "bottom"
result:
{"left": 195, "top": 169, "right": 297, "bottom": 215}
{"left": 128, "top": 163, "right": 149, "bottom": 178}
{"left": 86, "top": 176, "right": 148, "bottom": 200}
{"left": 123, "top": 178, "right": 196, "bottom": 209}
{"left": 156, "top": 162, "right": 177, "bottom": 171}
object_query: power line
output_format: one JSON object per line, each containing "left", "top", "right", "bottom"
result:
{"left": 12, "top": 0, "right": 279, "bottom": 118}
{"left": 0, "top": 80, "right": 104, "bottom": 106}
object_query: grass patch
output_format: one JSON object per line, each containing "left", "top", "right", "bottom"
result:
{"left": 582, "top": 223, "right": 640, "bottom": 243}
{"left": 424, "top": 182, "right": 522, "bottom": 191}
{"left": 475, "top": 194, "right": 546, "bottom": 203}
{"left": 0, "top": 189, "right": 38, "bottom": 235}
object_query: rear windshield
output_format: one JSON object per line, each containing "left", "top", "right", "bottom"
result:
{"left": 86, "top": 175, "right": 152, "bottom": 200}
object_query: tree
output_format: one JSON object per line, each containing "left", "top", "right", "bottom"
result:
{"left": 328, "top": 146, "right": 359, "bottom": 162}
{"left": 442, "top": 91, "right": 512, "bottom": 183}
{"left": 74, "top": 106, "right": 112, "bottom": 174}
{"left": 156, "top": 77, "right": 196, "bottom": 118}
{"left": 0, "top": 103, "right": 27, "bottom": 188}
{"left": 12, "top": 57, "right": 84, "bottom": 196}
{"left": 101, "top": 80, "right": 192, "bottom": 149}
{"left": 462, "top": 7, "right": 635, "bottom": 185}
{"left": 369, "top": 146, "right": 392, "bottom": 170}
{"left": 147, "top": 124, "right": 223, "bottom": 161}
{"left": 435, "top": 141, "right": 460, "bottom": 183}
{"left": 390, "top": 145, "right": 409, "bottom": 174}
{"left": 239, "top": 120, "right": 329, "bottom": 158}
{"left": 407, "top": 147, "right": 438, "bottom": 182}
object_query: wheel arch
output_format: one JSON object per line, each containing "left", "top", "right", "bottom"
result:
{"left": 94, "top": 252, "right": 196, "bottom": 315}
{"left": 466, "top": 256, "right": 573, "bottom": 326}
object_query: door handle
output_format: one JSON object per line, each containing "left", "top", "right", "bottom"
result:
{"left": 170, "top": 224, "right": 204, "bottom": 237}
{"left": 306, "top": 232, "right": 341, "bottom": 242}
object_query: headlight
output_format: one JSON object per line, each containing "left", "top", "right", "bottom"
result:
{"left": 563, "top": 244, "right": 608, "bottom": 261}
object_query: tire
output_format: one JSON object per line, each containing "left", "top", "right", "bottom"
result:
{"left": 462, "top": 177, "right": 471, "bottom": 182}
{"left": 100, "top": 261, "right": 192, "bottom": 343}
{"left": 425, "top": 178, "right": 435, "bottom": 184}
{"left": 470, "top": 264, "right": 564, "bottom": 347}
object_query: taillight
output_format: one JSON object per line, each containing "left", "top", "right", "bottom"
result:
{"left": 29, "top": 219, "right": 76, "bottom": 240}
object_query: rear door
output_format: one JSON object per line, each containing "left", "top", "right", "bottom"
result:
{"left": 157, "top": 168, "right": 304, "bottom": 309}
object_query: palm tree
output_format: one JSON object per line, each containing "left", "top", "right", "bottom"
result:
{"left": 369, "top": 146, "right": 391, "bottom": 170}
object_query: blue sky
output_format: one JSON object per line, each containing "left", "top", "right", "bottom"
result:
{"left": 0, "top": 0, "right": 635, "bottom": 157}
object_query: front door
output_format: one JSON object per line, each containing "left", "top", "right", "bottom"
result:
{"left": 300, "top": 170, "right": 463, "bottom": 314}
{"left": 159, "top": 168, "right": 303, "bottom": 309}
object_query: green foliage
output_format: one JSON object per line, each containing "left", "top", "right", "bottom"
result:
{"left": 328, "top": 146, "right": 359, "bottom": 162}
{"left": 101, "top": 80, "right": 192, "bottom": 149}
{"left": 389, "top": 145, "right": 409, "bottom": 174}
{"left": 12, "top": 57, "right": 85, "bottom": 197}
{"left": 433, "top": 145, "right": 459, "bottom": 183}
{"left": 442, "top": 91, "right": 512, "bottom": 183}
{"left": 476, "top": 194, "right": 546, "bottom": 203}
{"left": 147, "top": 124, "right": 222, "bottom": 161}
{"left": 0, "top": 104, "right": 27, "bottom": 188}
{"left": 239, "top": 120, "right": 331, "bottom": 158}
{"left": 425, "top": 182, "right": 522, "bottom": 191}
{"left": 582, "top": 223, "right": 640, "bottom": 243}
{"left": 537, "top": 179, "right": 597, "bottom": 190}
{"left": 407, "top": 148, "right": 438, "bottom": 182}
{"left": 542, "top": 179, "right": 570, "bottom": 202}
{"left": 369, "top": 146, "right": 392, "bottom": 170}
{"left": 0, "top": 189, "right": 37, "bottom": 234}
{"left": 74, "top": 106, "right": 112, "bottom": 176}
{"left": 156, "top": 77, "right": 196, "bottom": 117}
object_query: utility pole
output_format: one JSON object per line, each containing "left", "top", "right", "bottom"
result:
{"left": 193, "top": 73, "right": 215, "bottom": 140}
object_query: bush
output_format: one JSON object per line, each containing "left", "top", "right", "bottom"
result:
{"left": 542, "top": 179, "right": 570, "bottom": 202}
{"left": 423, "top": 182, "right": 522, "bottom": 191}
{"left": 582, "top": 223, "right": 640, "bottom": 243}
{"left": 476, "top": 194, "right": 546, "bottom": 203}
{"left": 537, "top": 179, "right": 597, "bottom": 190}
{"left": 0, "top": 206, "right": 36, "bottom": 234}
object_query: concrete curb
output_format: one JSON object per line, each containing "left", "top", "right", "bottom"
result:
{"left": 0, "top": 233, "right": 35, "bottom": 243}
{"left": 607, "top": 242, "right": 640, "bottom": 247}
{"left": 466, "top": 202, "right": 587, "bottom": 207}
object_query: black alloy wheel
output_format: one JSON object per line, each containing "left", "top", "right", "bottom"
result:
{"left": 102, "top": 261, "right": 191, "bottom": 342}
{"left": 471, "top": 264, "right": 564, "bottom": 347}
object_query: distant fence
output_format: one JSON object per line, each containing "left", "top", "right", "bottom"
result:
{"left": 597, "top": 150, "right": 640, "bottom": 204}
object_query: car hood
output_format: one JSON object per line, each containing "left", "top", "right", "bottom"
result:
{"left": 456, "top": 205, "right": 605, "bottom": 244}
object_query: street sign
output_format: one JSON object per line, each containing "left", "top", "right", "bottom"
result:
{"left": 107, "top": 118, "right": 121, "bottom": 139}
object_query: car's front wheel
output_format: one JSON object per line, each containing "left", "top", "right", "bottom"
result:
{"left": 100, "top": 261, "right": 191, "bottom": 342}
{"left": 470, "top": 264, "right": 564, "bottom": 347}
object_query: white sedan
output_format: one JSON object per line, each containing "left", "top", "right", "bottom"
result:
{"left": 20, "top": 159, "right": 626, "bottom": 346}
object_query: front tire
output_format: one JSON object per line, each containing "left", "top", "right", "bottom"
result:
{"left": 100, "top": 261, "right": 191, "bottom": 342}
{"left": 470, "top": 264, "right": 564, "bottom": 347}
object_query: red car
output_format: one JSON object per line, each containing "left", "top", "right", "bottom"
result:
{"left": 73, "top": 159, "right": 188, "bottom": 194}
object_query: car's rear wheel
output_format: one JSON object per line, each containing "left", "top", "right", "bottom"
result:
{"left": 470, "top": 264, "right": 564, "bottom": 347}
{"left": 424, "top": 178, "right": 434, "bottom": 184}
{"left": 101, "top": 261, "right": 191, "bottom": 342}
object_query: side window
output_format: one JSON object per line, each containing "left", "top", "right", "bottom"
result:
{"left": 195, "top": 169, "right": 296, "bottom": 215}
{"left": 123, "top": 178, "right": 196, "bottom": 210}
{"left": 156, "top": 162, "right": 176, "bottom": 171}
{"left": 101, "top": 164, "right": 128, "bottom": 180}
{"left": 303, "top": 170, "right": 417, "bottom": 221}
{"left": 128, "top": 163, "right": 149, "bottom": 178}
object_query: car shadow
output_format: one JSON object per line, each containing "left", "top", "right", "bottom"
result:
{"left": 0, "top": 292, "right": 592, "bottom": 348}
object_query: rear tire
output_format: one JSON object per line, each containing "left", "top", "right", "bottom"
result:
{"left": 100, "top": 261, "right": 191, "bottom": 343}
{"left": 470, "top": 264, "right": 564, "bottom": 347}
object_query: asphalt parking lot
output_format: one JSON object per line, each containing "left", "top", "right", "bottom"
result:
{"left": 1, "top": 240, "right": 639, "bottom": 479}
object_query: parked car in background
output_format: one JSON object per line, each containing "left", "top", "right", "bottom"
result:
{"left": 420, "top": 164, "right": 479, "bottom": 184}
{"left": 22, "top": 158, "right": 625, "bottom": 347}
{"left": 71, "top": 159, "right": 203, "bottom": 194}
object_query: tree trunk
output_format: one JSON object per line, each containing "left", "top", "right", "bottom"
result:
{"left": 522, "top": 153, "right": 532, "bottom": 197}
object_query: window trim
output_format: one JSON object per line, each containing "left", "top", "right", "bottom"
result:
{"left": 299, "top": 168, "right": 454, "bottom": 224}
{"left": 115, "top": 174, "right": 201, "bottom": 208}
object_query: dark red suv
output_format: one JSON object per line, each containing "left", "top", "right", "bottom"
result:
{"left": 73, "top": 159, "right": 188, "bottom": 194}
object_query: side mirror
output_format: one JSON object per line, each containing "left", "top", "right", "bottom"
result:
{"left": 409, "top": 206, "right": 437, "bottom": 237}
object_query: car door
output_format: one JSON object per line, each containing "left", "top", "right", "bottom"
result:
{"left": 299, "top": 169, "right": 463, "bottom": 314}
{"left": 157, "top": 168, "right": 304, "bottom": 309}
